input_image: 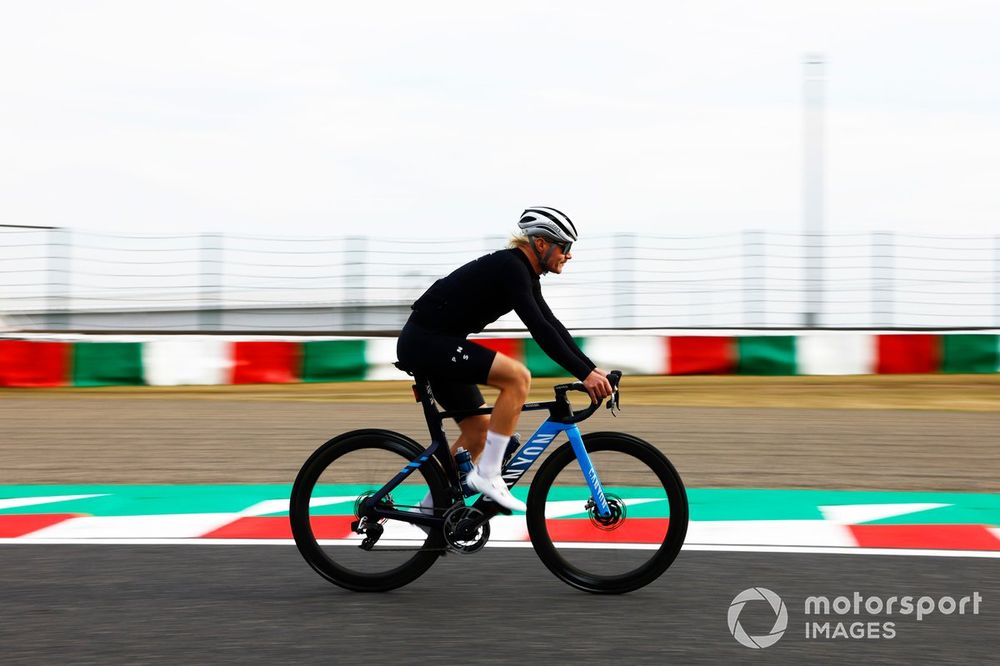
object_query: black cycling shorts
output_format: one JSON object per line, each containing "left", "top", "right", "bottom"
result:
{"left": 396, "top": 317, "right": 497, "bottom": 419}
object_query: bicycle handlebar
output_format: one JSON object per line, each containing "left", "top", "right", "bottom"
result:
{"left": 551, "top": 370, "right": 622, "bottom": 424}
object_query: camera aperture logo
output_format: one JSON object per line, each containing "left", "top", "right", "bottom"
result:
{"left": 728, "top": 588, "right": 983, "bottom": 647}
{"left": 728, "top": 587, "right": 788, "bottom": 649}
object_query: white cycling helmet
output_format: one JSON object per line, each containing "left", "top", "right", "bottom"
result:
{"left": 517, "top": 206, "right": 578, "bottom": 245}
{"left": 517, "top": 206, "right": 576, "bottom": 273}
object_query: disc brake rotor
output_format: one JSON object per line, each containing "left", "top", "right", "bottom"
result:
{"left": 354, "top": 490, "right": 393, "bottom": 525}
{"left": 587, "top": 494, "right": 626, "bottom": 531}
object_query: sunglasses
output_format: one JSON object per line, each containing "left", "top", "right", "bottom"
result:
{"left": 554, "top": 241, "right": 572, "bottom": 254}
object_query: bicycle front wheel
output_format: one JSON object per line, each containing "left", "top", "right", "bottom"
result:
{"left": 526, "top": 432, "right": 688, "bottom": 594}
{"left": 290, "top": 429, "right": 449, "bottom": 592}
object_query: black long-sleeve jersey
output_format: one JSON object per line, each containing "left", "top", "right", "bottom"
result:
{"left": 410, "top": 248, "right": 596, "bottom": 381}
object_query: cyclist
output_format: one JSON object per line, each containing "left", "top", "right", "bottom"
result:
{"left": 396, "top": 206, "right": 614, "bottom": 513}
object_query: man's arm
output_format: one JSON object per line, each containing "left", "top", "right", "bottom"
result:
{"left": 523, "top": 281, "right": 612, "bottom": 402}
{"left": 508, "top": 274, "right": 593, "bottom": 381}
{"left": 534, "top": 285, "right": 597, "bottom": 371}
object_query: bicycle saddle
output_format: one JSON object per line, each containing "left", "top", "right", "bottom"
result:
{"left": 393, "top": 361, "right": 414, "bottom": 376}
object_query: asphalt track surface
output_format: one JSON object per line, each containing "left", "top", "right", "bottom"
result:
{"left": 3, "top": 393, "right": 999, "bottom": 489}
{"left": 1, "top": 545, "right": 998, "bottom": 665}
{"left": 2, "top": 384, "right": 999, "bottom": 664}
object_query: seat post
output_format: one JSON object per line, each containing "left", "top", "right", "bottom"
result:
{"left": 409, "top": 373, "right": 450, "bottom": 452}
{"left": 410, "top": 374, "right": 434, "bottom": 408}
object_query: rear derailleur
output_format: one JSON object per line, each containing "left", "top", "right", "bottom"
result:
{"left": 351, "top": 516, "right": 384, "bottom": 551}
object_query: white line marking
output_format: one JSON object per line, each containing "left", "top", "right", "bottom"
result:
{"left": 818, "top": 503, "right": 951, "bottom": 525}
{"left": 682, "top": 544, "right": 1000, "bottom": 558}
{"left": 1, "top": 539, "right": 999, "bottom": 558}
{"left": 25, "top": 514, "right": 238, "bottom": 539}
{"left": 0, "top": 494, "right": 108, "bottom": 511}
{"left": 688, "top": 520, "right": 856, "bottom": 547}
{"left": 238, "top": 496, "right": 356, "bottom": 517}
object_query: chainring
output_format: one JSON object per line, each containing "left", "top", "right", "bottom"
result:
{"left": 442, "top": 505, "right": 491, "bottom": 554}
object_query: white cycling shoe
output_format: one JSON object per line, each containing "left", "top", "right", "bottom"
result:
{"left": 465, "top": 465, "right": 527, "bottom": 513}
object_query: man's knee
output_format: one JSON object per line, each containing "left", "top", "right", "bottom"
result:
{"left": 516, "top": 363, "right": 531, "bottom": 396}
{"left": 489, "top": 355, "right": 530, "bottom": 394}
{"left": 499, "top": 361, "right": 530, "bottom": 398}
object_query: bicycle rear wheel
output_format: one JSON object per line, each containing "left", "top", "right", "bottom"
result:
{"left": 526, "top": 432, "right": 688, "bottom": 594}
{"left": 289, "top": 429, "right": 449, "bottom": 592}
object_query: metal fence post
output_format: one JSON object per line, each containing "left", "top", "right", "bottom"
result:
{"left": 804, "top": 230, "right": 824, "bottom": 328}
{"left": 345, "top": 235, "right": 367, "bottom": 331}
{"left": 872, "top": 231, "right": 894, "bottom": 328}
{"left": 743, "top": 230, "right": 766, "bottom": 327}
{"left": 614, "top": 232, "right": 635, "bottom": 327}
{"left": 995, "top": 235, "right": 1000, "bottom": 327}
{"left": 199, "top": 233, "right": 223, "bottom": 331}
{"left": 47, "top": 227, "right": 71, "bottom": 330}
{"left": 803, "top": 54, "right": 826, "bottom": 328}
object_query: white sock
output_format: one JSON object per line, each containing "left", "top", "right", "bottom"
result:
{"left": 477, "top": 430, "right": 510, "bottom": 477}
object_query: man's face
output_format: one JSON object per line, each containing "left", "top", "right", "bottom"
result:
{"left": 543, "top": 239, "right": 572, "bottom": 274}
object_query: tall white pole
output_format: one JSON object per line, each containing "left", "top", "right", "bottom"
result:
{"left": 803, "top": 54, "right": 825, "bottom": 328}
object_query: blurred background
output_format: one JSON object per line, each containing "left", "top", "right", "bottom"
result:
{"left": 2, "top": 4, "right": 1000, "bottom": 663}
{"left": 1, "top": 227, "right": 998, "bottom": 332}
{"left": 2, "top": 2, "right": 999, "bottom": 339}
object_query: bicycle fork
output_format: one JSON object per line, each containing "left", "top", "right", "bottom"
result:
{"left": 564, "top": 425, "right": 614, "bottom": 520}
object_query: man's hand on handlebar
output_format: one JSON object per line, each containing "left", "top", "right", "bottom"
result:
{"left": 583, "top": 368, "right": 614, "bottom": 404}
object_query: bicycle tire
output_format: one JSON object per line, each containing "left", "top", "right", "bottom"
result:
{"left": 290, "top": 428, "right": 450, "bottom": 592}
{"left": 525, "top": 431, "right": 689, "bottom": 594}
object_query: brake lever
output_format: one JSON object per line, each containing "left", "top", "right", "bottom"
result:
{"left": 606, "top": 388, "right": 621, "bottom": 416}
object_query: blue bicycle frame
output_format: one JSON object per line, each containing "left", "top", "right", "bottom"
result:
{"left": 362, "top": 373, "right": 617, "bottom": 529}
{"left": 496, "top": 419, "right": 612, "bottom": 519}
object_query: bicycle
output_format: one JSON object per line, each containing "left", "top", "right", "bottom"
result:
{"left": 289, "top": 368, "right": 688, "bottom": 594}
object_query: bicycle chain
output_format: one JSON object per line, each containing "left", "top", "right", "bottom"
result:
{"left": 359, "top": 504, "right": 485, "bottom": 554}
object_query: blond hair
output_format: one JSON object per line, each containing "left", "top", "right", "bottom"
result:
{"left": 507, "top": 234, "right": 531, "bottom": 249}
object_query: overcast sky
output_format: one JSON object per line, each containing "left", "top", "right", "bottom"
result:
{"left": 2, "top": 1, "right": 998, "bottom": 239}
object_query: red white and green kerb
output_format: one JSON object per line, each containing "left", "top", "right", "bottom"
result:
{"left": 2, "top": 486, "right": 998, "bottom": 557}
{"left": 1, "top": 332, "right": 999, "bottom": 387}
